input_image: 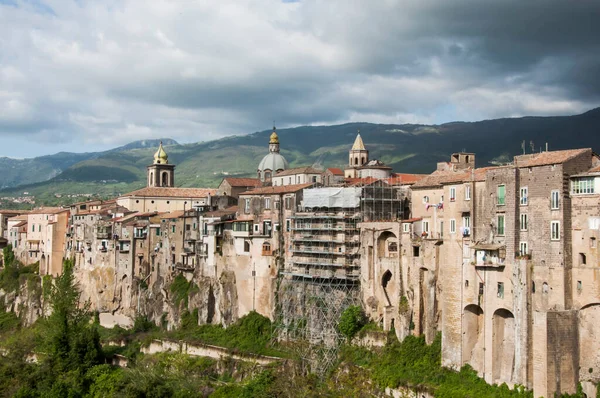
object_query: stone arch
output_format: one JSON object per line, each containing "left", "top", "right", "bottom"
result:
{"left": 377, "top": 231, "right": 398, "bottom": 258}
{"left": 381, "top": 270, "right": 393, "bottom": 307}
{"left": 492, "top": 308, "right": 515, "bottom": 384}
{"left": 579, "top": 303, "right": 600, "bottom": 382}
{"left": 462, "top": 304, "right": 484, "bottom": 372}
{"left": 354, "top": 157, "right": 358, "bottom": 165}
{"left": 161, "top": 171, "right": 169, "bottom": 187}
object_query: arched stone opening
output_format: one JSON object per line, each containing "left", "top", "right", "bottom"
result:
{"left": 462, "top": 304, "right": 484, "bottom": 372}
{"left": 149, "top": 172, "right": 154, "bottom": 186}
{"left": 492, "top": 308, "right": 515, "bottom": 384}
{"left": 161, "top": 171, "right": 169, "bottom": 187}
{"left": 377, "top": 231, "right": 398, "bottom": 258}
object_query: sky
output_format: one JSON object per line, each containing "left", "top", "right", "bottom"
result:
{"left": 1, "top": 0, "right": 599, "bottom": 158}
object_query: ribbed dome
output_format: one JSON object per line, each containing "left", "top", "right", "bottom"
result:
{"left": 258, "top": 152, "right": 288, "bottom": 173}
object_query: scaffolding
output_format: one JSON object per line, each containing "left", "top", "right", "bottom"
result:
{"left": 274, "top": 182, "right": 406, "bottom": 374}
{"left": 274, "top": 187, "right": 362, "bottom": 374}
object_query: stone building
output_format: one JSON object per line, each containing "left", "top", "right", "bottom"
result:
{"left": 216, "top": 177, "right": 261, "bottom": 198}
{"left": 344, "top": 132, "right": 393, "bottom": 179}
{"left": 272, "top": 166, "right": 323, "bottom": 186}
{"left": 409, "top": 148, "right": 599, "bottom": 398}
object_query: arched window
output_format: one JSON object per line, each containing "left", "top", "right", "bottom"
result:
{"left": 265, "top": 171, "right": 272, "bottom": 180}
{"left": 262, "top": 241, "right": 272, "bottom": 256}
{"left": 161, "top": 172, "right": 168, "bottom": 187}
{"left": 244, "top": 241, "right": 250, "bottom": 252}
{"left": 354, "top": 158, "right": 358, "bottom": 165}
{"left": 361, "top": 157, "right": 365, "bottom": 165}
{"left": 150, "top": 172, "right": 154, "bottom": 186}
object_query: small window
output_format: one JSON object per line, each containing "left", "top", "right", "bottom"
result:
{"left": 497, "top": 282, "right": 504, "bottom": 298}
{"left": 450, "top": 219, "right": 456, "bottom": 234}
{"left": 245, "top": 198, "right": 251, "bottom": 213}
{"left": 520, "top": 214, "right": 528, "bottom": 231}
{"left": 577, "top": 280, "right": 582, "bottom": 292}
{"left": 422, "top": 220, "right": 430, "bottom": 233}
{"left": 551, "top": 221, "right": 560, "bottom": 240}
{"left": 244, "top": 241, "right": 250, "bottom": 252}
{"left": 449, "top": 187, "right": 456, "bottom": 202}
{"left": 497, "top": 185, "right": 505, "bottom": 205}
{"left": 532, "top": 281, "right": 536, "bottom": 293}
{"left": 264, "top": 198, "right": 271, "bottom": 209}
{"left": 520, "top": 187, "right": 528, "bottom": 206}
{"left": 465, "top": 280, "right": 469, "bottom": 287}
{"left": 479, "top": 282, "right": 484, "bottom": 296}
{"left": 172, "top": 225, "right": 175, "bottom": 233}
{"left": 402, "top": 223, "right": 410, "bottom": 233}
{"left": 551, "top": 190, "right": 560, "bottom": 210}
{"left": 463, "top": 215, "right": 470, "bottom": 228}
{"left": 286, "top": 219, "right": 290, "bottom": 232}
{"left": 465, "top": 185, "right": 471, "bottom": 201}
{"left": 497, "top": 214, "right": 505, "bottom": 236}
{"left": 591, "top": 237, "right": 597, "bottom": 248}
{"left": 254, "top": 224, "right": 259, "bottom": 233}
{"left": 579, "top": 253, "right": 587, "bottom": 265}
{"left": 423, "top": 196, "right": 429, "bottom": 204}
{"left": 413, "top": 245, "right": 420, "bottom": 257}
{"left": 519, "top": 242, "right": 528, "bottom": 257}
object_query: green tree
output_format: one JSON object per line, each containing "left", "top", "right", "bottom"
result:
{"left": 2, "top": 244, "right": 15, "bottom": 268}
{"left": 339, "top": 305, "right": 366, "bottom": 342}
{"left": 43, "top": 259, "right": 102, "bottom": 393}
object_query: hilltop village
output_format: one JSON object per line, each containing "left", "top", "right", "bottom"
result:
{"left": 2, "top": 128, "right": 600, "bottom": 398}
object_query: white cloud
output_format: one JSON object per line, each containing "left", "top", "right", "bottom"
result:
{"left": 0, "top": 0, "right": 598, "bottom": 157}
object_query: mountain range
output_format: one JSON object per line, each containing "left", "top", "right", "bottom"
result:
{"left": 1, "top": 108, "right": 600, "bottom": 205}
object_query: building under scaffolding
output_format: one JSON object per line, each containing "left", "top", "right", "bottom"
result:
{"left": 274, "top": 184, "right": 405, "bottom": 374}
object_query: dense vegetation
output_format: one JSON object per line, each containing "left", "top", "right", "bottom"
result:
{"left": 0, "top": 251, "right": 594, "bottom": 397}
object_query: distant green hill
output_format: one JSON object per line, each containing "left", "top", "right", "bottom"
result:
{"left": 2, "top": 109, "right": 600, "bottom": 205}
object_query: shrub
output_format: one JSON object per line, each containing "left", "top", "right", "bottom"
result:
{"left": 339, "top": 305, "right": 366, "bottom": 342}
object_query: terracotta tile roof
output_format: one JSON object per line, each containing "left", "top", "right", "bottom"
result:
{"left": 221, "top": 177, "right": 261, "bottom": 187}
{"left": 240, "top": 183, "right": 314, "bottom": 195}
{"left": 204, "top": 206, "right": 238, "bottom": 218}
{"left": 29, "top": 207, "right": 69, "bottom": 215}
{"left": 156, "top": 210, "right": 185, "bottom": 219}
{"left": 8, "top": 215, "right": 28, "bottom": 221}
{"left": 327, "top": 168, "right": 344, "bottom": 176}
{"left": 412, "top": 166, "right": 507, "bottom": 188}
{"left": 122, "top": 187, "right": 217, "bottom": 199}
{"left": 387, "top": 173, "right": 428, "bottom": 185}
{"left": 275, "top": 166, "right": 323, "bottom": 177}
{"left": 514, "top": 148, "right": 591, "bottom": 168}
{"left": 0, "top": 209, "right": 28, "bottom": 215}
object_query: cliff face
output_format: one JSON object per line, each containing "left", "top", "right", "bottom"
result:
{"left": 0, "top": 275, "right": 50, "bottom": 326}
{"left": 75, "top": 262, "right": 242, "bottom": 330}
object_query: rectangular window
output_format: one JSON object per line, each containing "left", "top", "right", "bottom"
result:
{"left": 422, "top": 220, "right": 430, "bottom": 233}
{"left": 465, "top": 185, "right": 471, "bottom": 201}
{"left": 172, "top": 225, "right": 175, "bottom": 233}
{"left": 32, "top": 224, "right": 35, "bottom": 232}
{"left": 450, "top": 219, "right": 456, "bottom": 234}
{"left": 497, "top": 214, "right": 505, "bottom": 236}
{"left": 449, "top": 187, "right": 456, "bottom": 202}
{"left": 463, "top": 215, "right": 471, "bottom": 228}
{"left": 497, "top": 282, "right": 504, "bottom": 298}
{"left": 264, "top": 198, "right": 271, "bottom": 209}
{"left": 286, "top": 219, "right": 290, "bottom": 232}
{"left": 440, "top": 221, "right": 444, "bottom": 238}
{"left": 551, "top": 221, "right": 560, "bottom": 240}
{"left": 245, "top": 198, "right": 251, "bottom": 213}
{"left": 520, "top": 187, "right": 528, "bottom": 205}
{"left": 156, "top": 227, "right": 161, "bottom": 236}
{"left": 497, "top": 185, "right": 505, "bottom": 205}
{"left": 520, "top": 214, "right": 528, "bottom": 231}
{"left": 402, "top": 223, "right": 410, "bottom": 233}
{"left": 551, "top": 190, "right": 560, "bottom": 210}
{"left": 571, "top": 177, "right": 595, "bottom": 194}
{"left": 285, "top": 197, "right": 291, "bottom": 210}
{"left": 519, "top": 241, "right": 528, "bottom": 256}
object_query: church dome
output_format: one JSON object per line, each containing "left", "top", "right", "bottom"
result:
{"left": 258, "top": 152, "right": 288, "bottom": 173}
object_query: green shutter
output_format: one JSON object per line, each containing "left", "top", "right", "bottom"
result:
{"left": 497, "top": 185, "right": 505, "bottom": 205}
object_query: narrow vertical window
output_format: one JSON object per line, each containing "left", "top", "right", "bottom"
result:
{"left": 497, "top": 282, "right": 504, "bottom": 298}
{"left": 465, "top": 185, "right": 471, "bottom": 201}
{"left": 520, "top": 187, "right": 528, "bottom": 205}
{"left": 551, "top": 190, "right": 560, "bottom": 210}
{"left": 450, "top": 219, "right": 456, "bottom": 234}
{"left": 551, "top": 221, "right": 560, "bottom": 240}
{"left": 497, "top": 185, "right": 506, "bottom": 205}
{"left": 520, "top": 214, "right": 528, "bottom": 231}
{"left": 449, "top": 187, "right": 456, "bottom": 202}
{"left": 497, "top": 214, "right": 505, "bottom": 236}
